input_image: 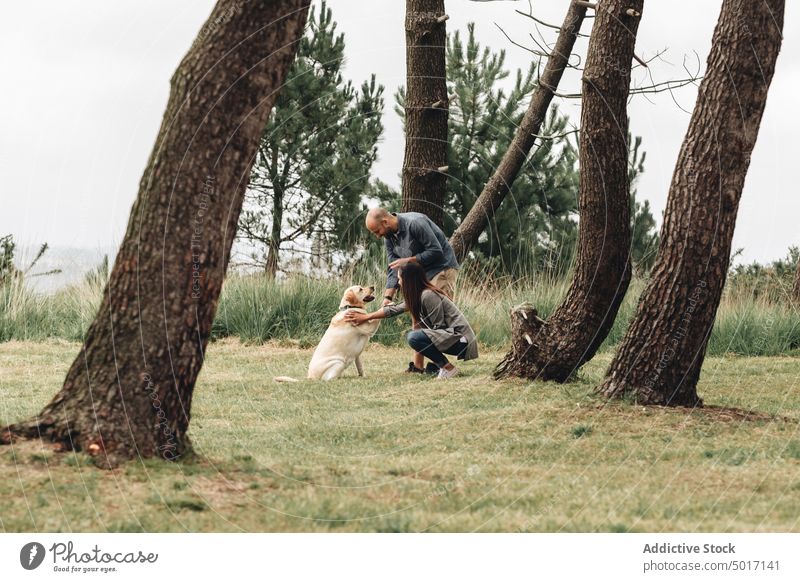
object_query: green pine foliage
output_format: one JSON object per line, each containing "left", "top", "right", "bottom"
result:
{"left": 628, "top": 134, "right": 659, "bottom": 274}
{"left": 0, "top": 235, "right": 17, "bottom": 285}
{"left": 383, "top": 23, "right": 660, "bottom": 278}
{"left": 446, "top": 23, "right": 582, "bottom": 276}
{"left": 386, "top": 23, "right": 580, "bottom": 276}
{"left": 238, "top": 1, "right": 385, "bottom": 276}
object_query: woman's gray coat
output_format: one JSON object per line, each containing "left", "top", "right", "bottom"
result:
{"left": 383, "top": 289, "right": 478, "bottom": 361}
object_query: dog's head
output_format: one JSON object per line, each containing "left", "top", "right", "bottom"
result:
{"left": 340, "top": 285, "right": 375, "bottom": 309}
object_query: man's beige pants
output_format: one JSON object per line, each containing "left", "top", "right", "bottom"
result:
{"left": 430, "top": 268, "right": 458, "bottom": 299}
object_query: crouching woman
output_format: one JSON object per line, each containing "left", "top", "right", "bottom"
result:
{"left": 344, "top": 262, "right": 478, "bottom": 379}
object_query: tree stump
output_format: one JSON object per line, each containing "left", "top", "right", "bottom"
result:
{"left": 493, "top": 303, "right": 549, "bottom": 380}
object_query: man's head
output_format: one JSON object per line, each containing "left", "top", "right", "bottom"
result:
{"left": 365, "top": 207, "right": 398, "bottom": 238}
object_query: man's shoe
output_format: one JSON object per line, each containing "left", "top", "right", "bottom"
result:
{"left": 405, "top": 361, "right": 425, "bottom": 374}
{"left": 437, "top": 366, "right": 459, "bottom": 380}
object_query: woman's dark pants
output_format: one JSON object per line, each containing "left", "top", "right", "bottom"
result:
{"left": 407, "top": 330, "right": 466, "bottom": 367}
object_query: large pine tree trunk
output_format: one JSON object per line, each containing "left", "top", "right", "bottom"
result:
{"left": 449, "top": 2, "right": 587, "bottom": 261}
{"left": 599, "top": 0, "right": 785, "bottom": 406}
{"left": 401, "top": 0, "right": 448, "bottom": 228}
{"left": 494, "top": 0, "right": 643, "bottom": 383}
{"left": 1, "top": 0, "right": 311, "bottom": 467}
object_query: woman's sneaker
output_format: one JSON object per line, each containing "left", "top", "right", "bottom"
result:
{"left": 437, "top": 366, "right": 459, "bottom": 380}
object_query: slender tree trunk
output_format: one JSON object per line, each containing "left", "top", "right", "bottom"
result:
{"left": 265, "top": 188, "right": 284, "bottom": 279}
{"left": 1, "top": 0, "right": 311, "bottom": 467}
{"left": 598, "top": 0, "right": 785, "bottom": 406}
{"left": 449, "top": 1, "right": 587, "bottom": 261}
{"left": 494, "top": 0, "right": 643, "bottom": 383}
{"left": 401, "top": 0, "right": 448, "bottom": 228}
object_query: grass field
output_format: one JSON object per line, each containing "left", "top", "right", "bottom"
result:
{"left": 1, "top": 338, "right": 799, "bottom": 532}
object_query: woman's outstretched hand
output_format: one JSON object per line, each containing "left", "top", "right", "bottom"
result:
{"left": 344, "top": 311, "right": 371, "bottom": 326}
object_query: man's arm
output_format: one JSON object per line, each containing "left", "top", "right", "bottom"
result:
{"left": 385, "top": 238, "right": 401, "bottom": 296}
{"left": 383, "top": 287, "right": 397, "bottom": 305}
{"left": 409, "top": 219, "right": 444, "bottom": 267}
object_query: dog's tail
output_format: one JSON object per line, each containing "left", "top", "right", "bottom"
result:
{"left": 273, "top": 376, "right": 300, "bottom": 383}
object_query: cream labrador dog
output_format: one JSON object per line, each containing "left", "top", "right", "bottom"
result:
{"left": 275, "top": 285, "right": 381, "bottom": 382}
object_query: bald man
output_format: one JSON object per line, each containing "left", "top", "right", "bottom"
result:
{"left": 366, "top": 208, "right": 460, "bottom": 373}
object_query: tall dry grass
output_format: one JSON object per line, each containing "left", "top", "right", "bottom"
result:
{"left": 1, "top": 264, "right": 798, "bottom": 355}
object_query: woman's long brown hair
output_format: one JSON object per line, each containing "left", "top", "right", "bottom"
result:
{"left": 398, "top": 262, "right": 445, "bottom": 326}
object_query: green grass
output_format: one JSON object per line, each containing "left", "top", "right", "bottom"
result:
{"left": 1, "top": 338, "right": 799, "bottom": 532}
{"left": 3, "top": 271, "right": 799, "bottom": 354}
{"left": 0, "top": 274, "right": 103, "bottom": 342}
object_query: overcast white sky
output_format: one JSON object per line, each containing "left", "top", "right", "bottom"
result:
{"left": 1, "top": 0, "right": 798, "bottom": 266}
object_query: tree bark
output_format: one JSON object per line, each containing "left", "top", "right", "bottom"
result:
{"left": 401, "top": 0, "right": 448, "bottom": 228}
{"left": 598, "top": 0, "right": 785, "bottom": 406}
{"left": 265, "top": 186, "right": 284, "bottom": 279}
{"left": 494, "top": 0, "right": 643, "bottom": 383}
{"left": 1, "top": 0, "right": 311, "bottom": 467}
{"left": 449, "top": 1, "right": 587, "bottom": 261}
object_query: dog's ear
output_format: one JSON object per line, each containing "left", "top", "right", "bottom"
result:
{"left": 341, "top": 288, "right": 360, "bottom": 308}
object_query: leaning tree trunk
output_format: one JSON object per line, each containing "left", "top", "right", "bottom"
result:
{"left": 0, "top": 0, "right": 311, "bottom": 467}
{"left": 495, "top": 0, "right": 643, "bottom": 383}
{"left": 401, "top": 0, "right": 448, "bottom": 228}
{"left": 449, "top": 1, "right": 587, "bottom": 261}
{"left": 598, "top": 0, "right": 785, "bottom": 406}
